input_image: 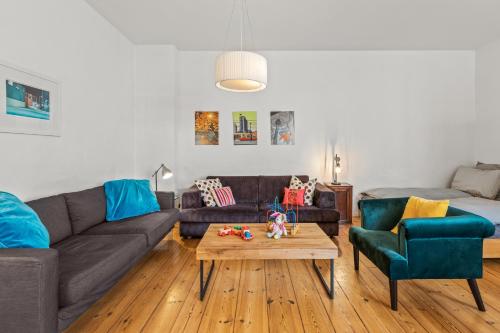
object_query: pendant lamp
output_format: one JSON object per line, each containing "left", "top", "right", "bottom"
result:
{"left": 215, "top": 0, "right": 267, "bottom": 92}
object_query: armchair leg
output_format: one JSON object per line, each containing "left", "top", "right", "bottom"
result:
{"left": 467, "top": 279, "right": 486, "bottom": 311}
{"left": 389, "top": 279, "right": 398, "bottom": 311}
{"left": 353, "top": 246, "right": 359, "bottom": 271}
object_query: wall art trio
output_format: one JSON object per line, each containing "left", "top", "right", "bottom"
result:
{"left": 195, "top": 111, "right": 294, "bottom": 146}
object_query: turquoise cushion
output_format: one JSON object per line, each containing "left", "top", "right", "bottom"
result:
{"left": 104, "top": 179, "right": 160, "bottom": 222}
{"left": 0, "top": 192, "right": 49, "bottom": 248}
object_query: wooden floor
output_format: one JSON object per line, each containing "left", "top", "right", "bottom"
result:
{"left": 66, "top": 219, "right": 500, "bottom": 333}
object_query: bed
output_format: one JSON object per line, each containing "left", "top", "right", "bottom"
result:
{"left": 360, "top": 187, "right": 500, "bottom": 258}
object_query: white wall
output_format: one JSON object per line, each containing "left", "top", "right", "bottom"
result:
{"left": 0, "top": 0, "right": 135, "bottom": 200}
{"left": 476, "top": 39, "right": 500, "bottom": 163}
{"left": 176, "top": 51, "right": 476, "bottom": 205}
{"left": 134, "top": 45, "right": 177, "bottom": 191}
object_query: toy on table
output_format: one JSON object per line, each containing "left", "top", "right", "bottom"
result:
{"left": 283, "top": 191, "right": 300, "bottom": 236}
{"left": 241, "top": 226, "right": 254, "bottom": 240}
{"left": 217, "top": 224, "right": 254, "bottom": 241}
{"left": 266, "top": 195, "right": 300, "bottom": 237}
{"left": 267, "top": 212, "right": 288, "bottom": 239}
{"left": 217, "top": 225, "right": 232, "bottom": 236}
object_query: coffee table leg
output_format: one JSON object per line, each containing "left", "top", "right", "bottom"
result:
{"left": 199, "top": 260, "right": 215, "bottom": 301}
{"left": 312, "top": 259, "right": 334, "bottom": 299}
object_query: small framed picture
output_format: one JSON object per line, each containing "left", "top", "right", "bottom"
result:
{"left": 0, "top": 61, "right": 61, "bottom": 136}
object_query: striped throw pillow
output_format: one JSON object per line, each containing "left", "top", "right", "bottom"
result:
{"left": 211, "top": 187, "right": 236, "bottom": 207}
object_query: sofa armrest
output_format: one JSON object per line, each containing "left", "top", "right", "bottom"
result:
{"left": 181, "top": 186, "right": 203, "bottom": 209}
{"left": 359, "top": 197, "right": 408, "bottom": 230}
{"left": 155, "top": 191, "right": 175, "bottom": 210}
{"left": 0, "top": 248, "right": 58, "bottom": 333}
{"left": 313, "top": 184, "right": 336, "bottom": 208}
{"left": 400, "top": 215, "right": 495, "bottom": 240}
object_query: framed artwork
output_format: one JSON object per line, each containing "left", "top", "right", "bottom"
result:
{"left": 195, "top": 111, "right": 219, "bottom": 145}
{"left": 270, "top": 111, "right": 294, "bottom": 145}
{"left": 232, "top": 111, "right": 257, "bottom": 145}
{"left": 0, "top": 61, "right": 61, "bottom": 136}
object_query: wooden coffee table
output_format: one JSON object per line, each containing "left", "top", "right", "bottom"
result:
{"left": 196, "top": 223, "right": 339, "bottom": 300}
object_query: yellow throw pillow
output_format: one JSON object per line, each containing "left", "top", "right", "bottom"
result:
{"left": 391, "top": 196, "right": 449, "bottom": 234}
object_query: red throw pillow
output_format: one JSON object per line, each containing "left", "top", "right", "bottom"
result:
{"left": 211, "top": 186, "right": 236, "bottom": 207}
{"left": 282, "top": 187, "right": 305, "bottom": 206}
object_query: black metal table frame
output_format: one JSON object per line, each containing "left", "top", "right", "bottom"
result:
{"left": 199, "top": 258, "right": 334, "bottom": 300}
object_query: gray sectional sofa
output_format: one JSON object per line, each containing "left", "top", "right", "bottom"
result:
{"left": 180, "top": 175, "right": 340, "bottom": 237}
{"left": 0, "top": 186, "right": 178, "bottom": 333}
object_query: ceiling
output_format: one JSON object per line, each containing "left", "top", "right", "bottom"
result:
{"left": 85, "top": 0, "right": 500, "bottom": 50}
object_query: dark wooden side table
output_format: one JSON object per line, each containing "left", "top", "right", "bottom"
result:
{"left": 324, "top": 183, "right": 353, "bottom": 224}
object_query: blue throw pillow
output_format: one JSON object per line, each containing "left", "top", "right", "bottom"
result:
{"left": 0, "top": 192, "right": 50, "bottom": 248}
{"left": 104, "top": 179, "right": 160, "bottom": 221}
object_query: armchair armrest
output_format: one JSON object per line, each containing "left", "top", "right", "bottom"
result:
{"left": 313, "top": 184, "right": 335, "bottom": 208}
{"left": 0, "top": 248, "right": 58, "bottom": 333}
{"left": 181, "top": 186, "right": 203, "bottom": 209}
{"left": 400, "top": 215, "right": 495, "bottom": 240}
{"left": 359, "top": 197, "right": 408, "bottom": 230}
{"left": 155, "top": 191, "right": 175, "bottom": 210}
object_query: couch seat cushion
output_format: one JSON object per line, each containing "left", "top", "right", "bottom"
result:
{"left": 258, "top": 203, "right": 339, "bottom": 223}
{"left": 53, "top": 234, "right": 147, "bottom": 307}
{"left": 83, "top": 209, "right": 178, "bottom": 246}
{"left": 179, "top": 204, "right": 258, "bottom": 223}
{"left": 349, "top": 227, "right": 408, "bottom": 280}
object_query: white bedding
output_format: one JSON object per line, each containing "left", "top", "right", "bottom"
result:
{"left": 449, "top": 197, "right": 500, "bottom": 225}
{"left": 361, "top": 187, "right": 500, "bottom": 225}
{"left": 362, "top": 188, "right": 471, "bottom": 200}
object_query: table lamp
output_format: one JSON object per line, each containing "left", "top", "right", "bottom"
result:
{"left": 152, "top": 163, "right": 173, "bottom": 191}
{"left": 332, "top": 154, "right": 341, "bottom": 185}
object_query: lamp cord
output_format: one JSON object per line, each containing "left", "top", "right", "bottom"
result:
{"left": 222, "top": 0, "right": 255, "bottom": 52}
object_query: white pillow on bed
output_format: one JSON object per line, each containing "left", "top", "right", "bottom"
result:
{"left": 451, "top": 166, "right": 500, "bottom": 199}
{"left": 477, "top": 162, "right": 500, "bottom": 201}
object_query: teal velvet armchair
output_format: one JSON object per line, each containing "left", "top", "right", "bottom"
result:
{"left": 349, "top": 197, "right": 495, "bottom": 311}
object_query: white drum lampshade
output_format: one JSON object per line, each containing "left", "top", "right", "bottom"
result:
{"left": 215, "top": 51, "right": 267, "bottom": 92}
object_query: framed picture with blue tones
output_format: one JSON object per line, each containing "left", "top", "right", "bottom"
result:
{"left": 0, "top": 61, "right": 61, "bottom": 136}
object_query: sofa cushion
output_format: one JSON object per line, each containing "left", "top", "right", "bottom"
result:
{"left": 179, "top": 204, "right": 259, "bottom": 223}
{"left": 349, "top": 227, "right": 409, "bottom": 280}
{"left": 83, "top": 209, "right": 178, "bottom": 246}
{"left": 104, "top": 179, "right": 160, "bottom": 221}
{"left": 258, "top": 203, "right": 339, "bottom": 223}
{"left": 0, "top": 192, "right": 50, "bottom": 248}
{"left": 64, "top": 187, "right": 106, "bottom": 234}
{"left": 27, "top": 195, "right": 72, "bottom": 245}
{"left": 208, "top": 176, "right": 259, "bottom": 204}
{"left": 258, "top": 175, "right": 309, "bottom": 204}
{"left": 53, "top": 234, "right": 147, "bottom": 307}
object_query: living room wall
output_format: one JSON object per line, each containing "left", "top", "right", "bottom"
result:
{"left": 0, "top": 0, "right": 135, "bottom": 200}
{"left": 476, "top": 38, "right": 500, "bottom": 164}
{"left": 175, "top": 51, "right": 476, "bottom": 203}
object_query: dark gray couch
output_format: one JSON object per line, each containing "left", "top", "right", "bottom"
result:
{"left": 0, "top": 186, "right": 178, "bottom": 333}
{"left": 179, "top": 175, "right": 339, "bottom": 237}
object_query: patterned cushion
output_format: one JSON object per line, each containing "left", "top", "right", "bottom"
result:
{"left": 211, "top": 187, "right": 236, "bottom": 207}
{"left": 289, "top": 176, "right": 317, "bottom": 205}
{"left": 194, "top": 178, "right": 222, "bottom": 207}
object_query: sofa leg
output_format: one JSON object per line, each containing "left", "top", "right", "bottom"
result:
{"left": 467, "top": 279, "right": 486, "bottom": 311}
{"left": 389, "top": 279, "right": 398, "bottom": 311}
{"left": 353, "top": 246, "right": 359, "bottom": 271}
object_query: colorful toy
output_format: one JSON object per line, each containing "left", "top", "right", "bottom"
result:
{"left": 217, "top": 225, "right": 232, "bottom": 236}
{"left": 217, "top": 224, "right": 253, "bottom": 241}
{"left": 241, "top": 226, "right": 254, "bottom": 240}
{"left": 266, "top": 195, "right": 300, "bottom": 237}
{"left": 267, "top": 212, "right": 288, "bottom": 239}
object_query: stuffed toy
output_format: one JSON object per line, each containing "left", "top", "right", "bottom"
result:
{"left": 267, "top": 212, "right": 288, "bottom": 239}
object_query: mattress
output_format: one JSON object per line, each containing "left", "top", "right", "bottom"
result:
{"left": 360, "top": 188, "right": 500, "bottom": 238}
{"left": 361, "top": 188, "right": 471, "bottom": 200}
